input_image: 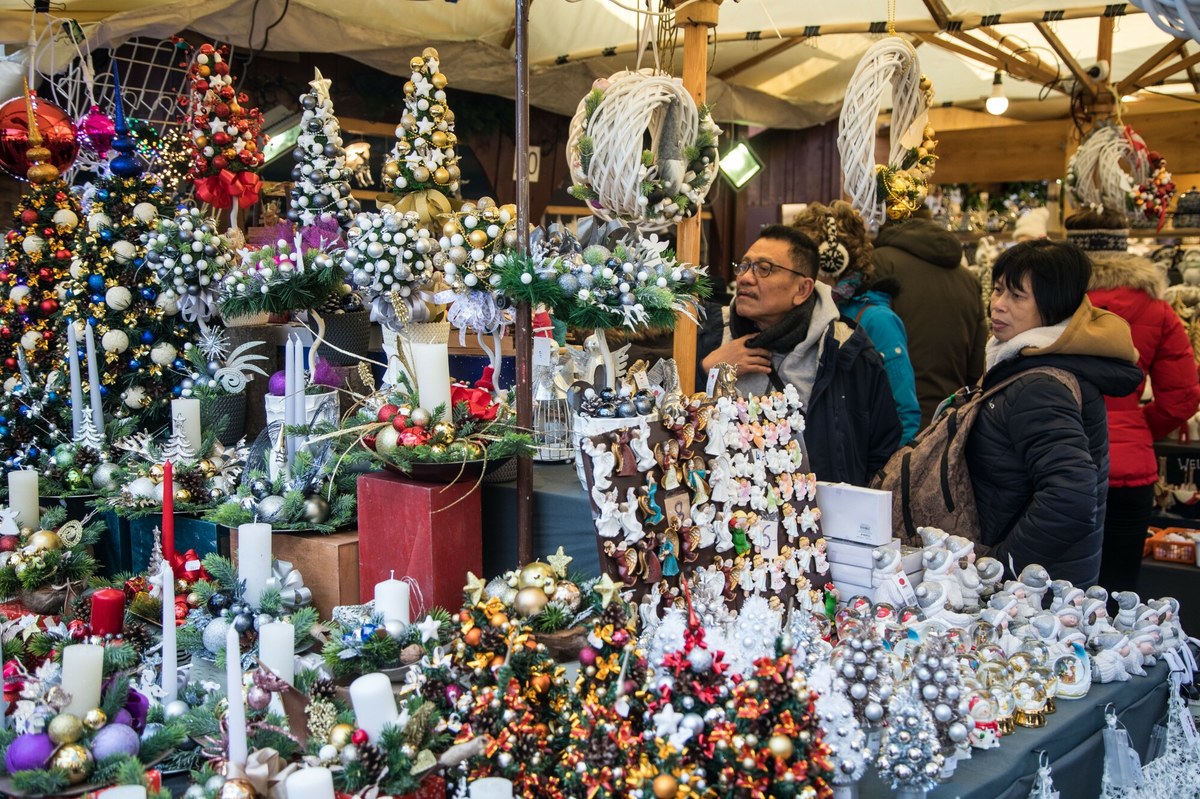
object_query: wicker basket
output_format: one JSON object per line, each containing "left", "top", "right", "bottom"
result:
{"left": 19, "top": 582, "right": 79, "bottom": 615}
{"left": 538, "top": 626, "right": 588, "bottom": 660}
{"left": 1148, "top": 527, "right": 1200, "bottom": 563}
{"left": 201, "top": 392, "right": 248, "bottom": 446}
{"left": 312, "top": 310, "right": 372, "bottom": 366}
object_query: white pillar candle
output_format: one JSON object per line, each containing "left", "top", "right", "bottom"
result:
{"left": 349, "top": 672, "right": 399, "bottom": 743}
{"left": 66, "top": 322, "right": 83, "bottom": 438}
{"left": 374, "top": 571, "right": 410, "bottom": 624}
{"left": 61, "top": 643, "right": 104, "bottom": 717}
{"left": 171, "top": 398, "right": 202, "bottom": 454}
{"left": 100, "top": 788, "right": 147, "bottom": 799}
{"left": 285, "top": 767, "right": 334, "bottom": 799}
{"left": 402, "top": 327, "right": 452, "bottom": 421}
{"left": 83, "top": 323, "right": 105, "bottom": 436}
{"left": 236, "top": 523, "right": 272, "bottom": 607}
{"left": 258, "top": 621, "right": 294, "bottom": 684}
{"left": 225, "top": 625, "right": 248, "bottom": 767}
{"left": 470, "top": 777, "right": 515, "bottom": 799}
{"left": 6, "top": 469, "right": 38, "bottom": 531}
{"left": 160, "top": 562, "right": 177, "bottom": 702}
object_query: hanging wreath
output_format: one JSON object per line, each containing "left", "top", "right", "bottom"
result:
{"left": 566, "top": 70, "right": 721, "bottom": 231}
{"left": 838, "top": 37, "right": 937, "bottom": 227}
{"left": 1129, "top": 152, "right": 1176, "bottom": 230}
{"left": 1066, "top": 123, "right": 1154, "bottom": 221}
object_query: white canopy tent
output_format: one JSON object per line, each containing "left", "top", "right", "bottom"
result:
{"left": 0, "top": 1, "right": 1194, "bottom": 129}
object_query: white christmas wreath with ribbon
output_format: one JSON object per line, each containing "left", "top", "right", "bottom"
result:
{"left": 1066, "top": 123, "right": 1150, "bottom": 213}
{"left": 838, "top": 37, "right": 937, "bottom": 228}
{"left": 566, "top": 69, "right": 721, "bottom": 231}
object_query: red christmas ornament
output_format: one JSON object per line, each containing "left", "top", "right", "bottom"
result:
{"left": 3, "top": 358, "right": 14, "bottom": 370}
{"left": 0, "top": 327, "right": 10, "bottom": 338}
{"left": 39, "top": 298, "right": 57, "bottom": 314}
{"left": 392, "top": 415, "right": 409, "bottom": 433}
{"left": 0, "top": 536, "right": 16, "bottom": 552}
{"left": 212, "top": 155, "right": 228, "bottom": 170}
{"left": 377, "top": 404, "right": 399, "bottom": 423}
{"left": 214, "top": 102, "right": 230, "bottom": 119}
{"left": 351, "top": 729, "right": 368, "bottom": 746}
{"left": 55, "top": 248, "right": 71, "bottom": 260}
{"left": 213, "top": 131, "right": 230, "bottom": 147}
{"left": 37, "top": 267, "right": 52, "bottom": 281}
{"left": 0, "top": 94, "right": 79, "bottom": 179}
{"left": 19, "top": 209, "right": 37, "bottom": 224}
{"left": 42, "top": 227, "right": 54, "bottom": 237}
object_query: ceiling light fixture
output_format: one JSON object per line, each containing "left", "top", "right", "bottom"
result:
{"left": 985, "top": 71, "right": 1009, "bottom": 116}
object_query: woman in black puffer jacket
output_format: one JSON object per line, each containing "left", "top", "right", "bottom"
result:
{"left": 966, "top": 241, "right": 1142, "bottom": 587}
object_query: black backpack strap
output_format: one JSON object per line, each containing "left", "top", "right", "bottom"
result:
{"left": 767, "top": 368, "right": 786, "bottom": 392}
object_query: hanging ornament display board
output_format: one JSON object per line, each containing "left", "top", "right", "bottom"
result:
{"left": 565, "top": 69, "right": 721, "bottom": 232}
{"left": 838, "top": 36, "right": 937, "bottom": 228}
{"left": 579, "top": 386, "right": 831, "bottom": 616}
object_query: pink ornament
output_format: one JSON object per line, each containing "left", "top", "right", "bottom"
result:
{"left": 445, "top": 684, "right": 464, "bottom": 704}
{"left": 77, "top": 105, "right": 116, "bottom": 157}
{"left": 578, "top": 646, "right": 598, "bottom": 666}
{"left": 246, "top": 684, "right": 271, "bottom": 711}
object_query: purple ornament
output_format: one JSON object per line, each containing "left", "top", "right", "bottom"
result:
{"left": 112, "top": 708, "right": 133, "bottom": 727}
{"left": 4, "top": 733, "right": 54, "bottom": 772}
{"left": 247, "top": 684, "right": 271, "bottom": 711}
{"left": 578, "top": 646, "right": 598, "bottom": 667}
{"left": 123, "top": 686, "right": 150, "bottom": 733}
{"left": 89, "top": 723, "right": 141, "bottom": 760}
{"left": 311, "top": 358, "right": 343, "bottom": 390}
{"left": 77, "top": 105, "right": 116, "bottom": 157}
{"left": 444, "top": 684, "right": 464, "bottom": 704}
{"left": 269, "top": 370, "right": 287, "bottom": 396}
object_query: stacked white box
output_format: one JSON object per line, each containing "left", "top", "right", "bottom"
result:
{"left": 816, "top": 482, "right": 892, "bottom": 546}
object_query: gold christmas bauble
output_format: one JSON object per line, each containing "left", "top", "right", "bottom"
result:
{"left": 552, "top": 580, "right": 582, "bottom": 611}
{"left": 395, "top": 140, "right": 412, "bottom": 156}
{"left": 199, "top": 459, "right": 217, "bottom": 477}
{"left": 82, "top": 708, "right": 107, "bottom": 731}
{"left": 176, "top": 578, "right": 190, "bottom": 594}
{"left": 29, "top": 530, "right": 62, "bottom": 552}
{"left": 518, "top": 561, "right": 557, "bottom": 591}
{"left": 463, "top": 440, "right": 485, "bottom": 460}
{"left": 149, "top": 463, "right": 164, "bottom": 480}
{"left": 430, "top": 130, "right": 448, "bottom": 148}
{"left": 433, "top": 167, "right": 450, "bottom": 185}
{"left": 768, "top": 734, "right": 794, "bottom": 760}
{"left": 448, "top": 165, "right": 462, "bottom": 181}
{"left": 403, "top": 80, "right": 416, "bottom": 96}
{"left": 430, "top": 420, "right": 456, "bottom": 444}
{"left": 423, "top": 47, "right": 440, "bottom": 60}
{"left": 401, "top": 113, "right": 417, "bottom": 130}
{"left": 428, "top": 443, "right": 447, "bottom": 456}
{"left": 442, "top": 220, "right": 460, "bottom": 238}
{"left": 431, "top": 72, "right": 448, "bottom": 90}
{"left": 174, "top": 488, "right": 192, "bottom": 504}
{"left": 410, "top": 56, "right": 426, "bottom": 72}
{"left": 383, "top": 161, "right": 401, "bottom": 179}
{"left": 412, "top": 166, "right": 431, "bottom": 184}
{"left": 47, "top": 712, "right": 83, "bottom": 744}
{"left": 513, "top": 586, "right": 550, "bottom": 617}
{"left": 51, "top": 743, "right": 94, "bottom": 785}
{"left": 329, "top": 723, "right": 355, "bottom": 750}
{"left": 429, "top": 105, "right": 445, "bottom": 120}
{"left": 653, "top": 774, "right": 679, "bottom": 798}
{"left": 445, "top": 109, "right": 456, "bottom": 125}
{"left": 218, "top": 778, "right": 256, "bottom": 799}
{"left": 468, "top": 229, "right": 489, "bottom": 248}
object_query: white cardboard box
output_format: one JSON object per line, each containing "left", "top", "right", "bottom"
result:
{"left": 829, "top": 561, "right": 874, "bottom": 587}
{"left": 827, "top": 538, "right": 899, "bottom": 569}
{"left": 816, "top": 481, "right": 893, "bottom": 546}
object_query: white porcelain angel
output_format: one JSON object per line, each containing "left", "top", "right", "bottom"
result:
{"left": 584, "top": 439, "right": 616, "bottom": 491}
{"left": 629, "top": 428, "right": 658, "bottom": 471}
{"left": 799, "top": 505, "right": 821, "bottom": 535}
{"left": 592, "top": 485, "right": 623, "bottom": 538}
{"left": 714, "top": 517, "right": 735, "bottom": 553}
{"left": 619, "top": 487, "right": 645, "bottom": 544}
{"left": 709, "top": 457, "right": 731, "bottom": 504}
{"left": 781, "top": 503, "right": 799, "bottom": 540}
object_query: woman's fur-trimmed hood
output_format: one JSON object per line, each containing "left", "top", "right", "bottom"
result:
{"left": 1086, "top": 252, "right": 1167, "bottom": 299}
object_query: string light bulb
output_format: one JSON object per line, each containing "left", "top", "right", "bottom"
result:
{"left": 986, "top": 71, "right": 1009, "bottom": 116}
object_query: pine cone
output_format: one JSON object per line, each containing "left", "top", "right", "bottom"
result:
{"left": 69, "top": 592, "right": 90, "bottom": 621}
{"left": 600, "top": 602, "right": 628, "bottom": 629}
{"left": 122, "top": 622, "right": 153, "bottom": 654}
{"left": 310, "top": 676, "right": 336, "bottom": 701}
{"left": 584, "top": 733, "right": 622, "bottom": 769}
{"left": 356, "top": 742, "right": 386, "bottom": 783}
{"left": 74, "top": 447, "right": 100, "bottom": 469}
{"left": 174, "top": 467, "right": 208, "bottom": 501}
{"left": 420, "top": 675, "right": 449, "bottom": 705}
{"left": 480, "top": 627, "right": 506, "bottom": 654}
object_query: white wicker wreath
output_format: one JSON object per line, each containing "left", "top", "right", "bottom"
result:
{"left": 1066, "top": 124, "right": 1150, "bottom": 212}
{"left": 1133, "top": 0, "right": 1200, "bottom": 45}
{"left": 838, "top": 37, "right": 935, "bottom": 228}
{"left": 566, "top": 69, "right": 721, "bottom": 232}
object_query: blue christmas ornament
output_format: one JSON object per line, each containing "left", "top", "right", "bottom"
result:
{"left": 100, "top": 229, "right": 114, "bottom": 242}
{"left": 109, "top": 60, "right": 142, "bottom": 178}
{"left": 87, "top": 274, "right": 105, "bottom": 291}
{"left": 91, "top": 294, "right": 103, "bottom": 304}
{"left": 141, "top": 330, "right": 154, "bottom": 344}
{"left": 45, "top": 391, "right": 56, "bottom": 402}
{"left": 173, "top": 358, "right": 185, "bottom": 370}
{"left": 96, "top": 188, "right": 110, "bottom": 202}
{"left": 172, "top": 385, "right": 182, "bottom": 396}
{"left": 26, "top": 447, "right": 38, "bottom": 458}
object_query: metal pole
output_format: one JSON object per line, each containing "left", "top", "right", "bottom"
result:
{"left": 514, "top": 0, "right": 534, "bottom": 567}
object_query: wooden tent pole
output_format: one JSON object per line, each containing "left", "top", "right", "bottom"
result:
{"left": 671, "top": 0, "right": 721, "bottom": 394}
{"left": 514, "top": 0, "right": 534, "bottom": 567}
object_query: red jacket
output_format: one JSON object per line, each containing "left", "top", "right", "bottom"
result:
{"left": 1088, "top": 253, "right": 1200, "bottom": 486}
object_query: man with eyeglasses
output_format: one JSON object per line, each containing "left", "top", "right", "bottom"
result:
{"left": 701, "top": 225, "right": 901, "bottom": 485}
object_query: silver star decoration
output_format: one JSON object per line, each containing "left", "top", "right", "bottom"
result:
{"left": 309, "top": 67, "right": 332, "bottom": 101}
{"left": 197, "top": 324, "right": 231, "bottom": 361}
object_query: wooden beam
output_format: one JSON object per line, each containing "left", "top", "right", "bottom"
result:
{"left": 922, "top": 0, "right": 952, "bottom": 30}
{"left": 1136, "top": 50, "right": 1200, "bottom": 89}
{"left": 1116, "top": 39, "right": 1186, "bottom": 95}
{"left": 948, "top": 31, "right": 1063, "bottom": 88}
{"left": 917, "top": 34, "right": 1004, "bottom": 73}
{"left": 717, "top": 36, "right": 807, "bottom": 81}
{"left": 1097, "top": 16, "right": 1114, "bottom": 68}
{"left": 1034, "top": 21, "right": 1096, "bottom": 96}
{"left": 1186, "top": 46, "right": 1200, "bottom": 94}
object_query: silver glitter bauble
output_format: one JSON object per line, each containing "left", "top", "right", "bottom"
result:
{"left": 92, "top": 462, "right": 120, "bottom": 490}
{"left": 256, "top": 495, "right": 287, "bottom": 523}
{"left": 302, "top": 495, "right": 331, "bottom": 524}
{"left": 202, "top": 617, "right": 231, "bottom": 654}
{"left": 384, "top": 619, "right": 406, "bottom": 639}
{"left": 164, "top": 700, "right": 190, "bottom": 720}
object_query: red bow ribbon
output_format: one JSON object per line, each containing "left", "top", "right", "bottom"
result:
{"left": 170, "top": 549, "right": 209, "bottom": 583}
{"left": 195, "top": 169, "right": 262, "bottom": 209}
{"left": 451, "top": 382, "right": 498, "bottom": 421}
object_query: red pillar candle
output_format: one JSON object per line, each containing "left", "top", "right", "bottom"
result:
{"left": 89, "top": 588, "right": 126, "bottom": 637}
{"left": 162, "top": 460, "right": 175, "bottom": 566}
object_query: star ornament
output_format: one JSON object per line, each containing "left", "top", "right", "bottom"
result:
{"left": 416, "top": 614, "right": 441, "bottom": 643}
{"left": 464, "top": 571, "right": 487, "bottom": 605}
{"left": 546, "top": 546, "right": 573, "bottom": 577}
{"left": 594, "top": 573, "right": 619, "bottom": 608}
{"left": 309, "top": 67, "right": 332, "bottom": 101}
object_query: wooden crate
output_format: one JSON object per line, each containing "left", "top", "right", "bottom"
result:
{"left": 230, "top": 527, "right": 360, "bottom": 618}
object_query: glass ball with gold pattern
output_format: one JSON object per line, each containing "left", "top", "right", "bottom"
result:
{"left": 51, "top": 743, "right": 94, "bottom": 784}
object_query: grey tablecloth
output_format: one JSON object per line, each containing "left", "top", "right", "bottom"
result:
{"left": 481, "top": 463, "right": 599, "bottom": 579}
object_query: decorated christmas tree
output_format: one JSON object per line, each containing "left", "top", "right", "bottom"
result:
{"left": 877, "top": 685, "right": 945, "bottom": 797}
{"left": 287, "top": 68, "right": 360, "bottom": 229}
{"left": 0, "top": 84, "right": 82, "bottom": 384}
{"left": 61, "top": 64, "right": 190, "bottom": 425}
{"left": 382, "top": 47, "right": 461, "bottom": 214}
{"left": 910, "top": 629, "right": 971, "bottom": 759}
{"left": 186, "top": 43, "right": 265, "bottom": 212}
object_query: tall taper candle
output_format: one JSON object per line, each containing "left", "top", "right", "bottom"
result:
{"left": 61, "top": 643, "right": 104, "bottom": 717}
{"left": 161, "top": 460, "right": 175, "bottom": 565}
{"left": 284, "top": 336, "right": 296, "bottom": 460}
{"left": 6, "top": 469, "right": 38, "bottom": 531}
{"left": 236, "top": 523, "right": 272, "bottom": 606}
{"left": 225, "top": 626, "right": 248, "bottom": 767}
{"left": 161, "top": 562, "right": 177, "bottom": 701}
{"left": 258, "top": 621, "right": 295, "bottom": 684}
{"left": 293, "top": 333, "right": 306, "bottom": 429}
{"left": 83, "top": 323, "right": 105, "bottom": 436}
{"left": 66, "top": 322, "right": 83, "bottom": 437}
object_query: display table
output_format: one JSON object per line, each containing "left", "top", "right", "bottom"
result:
{"left": 1138, "top": 558, "right": 1200, "bottom": 637}
{"left": 480, "top": 462, "right": 598, "bottom": 578}
{"left": 860, "top": 662, "right": 1169, "bottom": 799}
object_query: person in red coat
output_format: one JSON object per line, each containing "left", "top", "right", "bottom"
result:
{"left": 1071, "top": 210, "right": 1200, "bottom": 591}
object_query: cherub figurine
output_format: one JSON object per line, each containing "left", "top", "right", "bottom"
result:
{"left": 593, "top": 485, "right": 623, "bottom": 539}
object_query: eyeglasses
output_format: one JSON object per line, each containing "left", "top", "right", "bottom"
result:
{"left": 733, "top": 259, "right": 807, "bottom": 279}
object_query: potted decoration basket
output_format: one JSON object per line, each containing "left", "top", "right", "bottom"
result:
{"left": 185, "top": 338, "right": 271, "bottom": 447}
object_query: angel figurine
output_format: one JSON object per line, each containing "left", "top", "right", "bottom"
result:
{"left": 659, "top": 531, "right": 681, "bottom": 578}
{"left": 686, "top": 457, "right": 710, "bottom": 505}
{"left": 709, "top": 457, "right": 731, "bottom": 504}
{"left": 638, "top": 478, "right": 665, "bottom": 525}
{"left": 612, "top": 430, "right": 640, "bottom": 478}
{"left": 619, "top": 488, "right": 645, "bottom": 544}
{"left": 629, "top": 428, "right": 658, "bottom": 471}
{"left": 592, "top": 485, "right": 623, "bottom": 539}
{"left": 583, "top": 439, "right": 615, "bottom": 491}
{"left": 656, "top": 439, "right": 682, "bottom": 491}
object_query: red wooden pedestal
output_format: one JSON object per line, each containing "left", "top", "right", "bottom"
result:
{"left": 357, "top": 471, "right": 483, "bottom": 613}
